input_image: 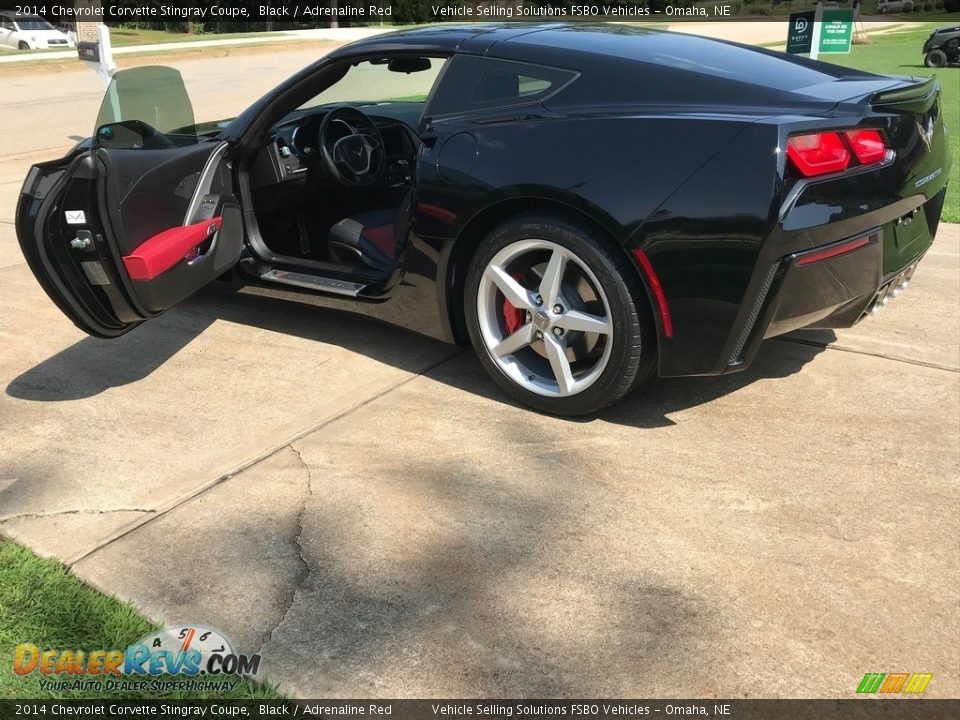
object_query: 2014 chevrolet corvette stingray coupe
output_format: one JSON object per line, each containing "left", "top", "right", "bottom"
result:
{"left": 17, "top": 24, "right": 951, "bottom": 415}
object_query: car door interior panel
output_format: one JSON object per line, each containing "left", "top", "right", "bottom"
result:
{"left": 91, "top": 141, "right": 245, "bottom": 313}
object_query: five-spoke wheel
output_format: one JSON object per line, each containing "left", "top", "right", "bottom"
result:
{"left": 476, "top": 239, "right": 614, "bottom": 398}
{"left": 466, "top": 215, "right": 656, "bottom": 415}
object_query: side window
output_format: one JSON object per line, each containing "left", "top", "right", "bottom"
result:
{"left": 426, "top": 56, "right": 577, "bottom": 118}
{"left": 0, "top": 16, "right": 14, "bottom": 30}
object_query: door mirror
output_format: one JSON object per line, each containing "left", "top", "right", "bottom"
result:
{"left": 388, "top": 57, "right": 432, "bottom": 74}
{"left": 95, "top": 120, "right": 175, "bottom": 150}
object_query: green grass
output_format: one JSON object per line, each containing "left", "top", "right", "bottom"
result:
{"left": 0, "top": 541, "right": 279, "bottom": 699}
{"left": 732, "top": 0, "right": 959, "bottom": 19}
{"left": 811, "top": 23, "right": 959, "bottom": 222}
{"left": 106, "top": 28, "right": 287, "bottom": 48}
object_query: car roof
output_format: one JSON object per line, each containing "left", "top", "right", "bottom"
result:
{"left": 330, "top": 22, "right": 832, "bottom": 70}
{"left": 327, "top": 23, "right": 553, "bottom": 58}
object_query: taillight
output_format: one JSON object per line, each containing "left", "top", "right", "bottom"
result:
{"left": 786, "top": 129, "right": 890, "bottom": 178}
{"left": 844, "top": 129, "right": 887, "bottom": 165}
{"left": 786, "top": 132, "right": 850, "bottom": 177}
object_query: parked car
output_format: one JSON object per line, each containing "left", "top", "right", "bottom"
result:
{"left": 875, "top": 0, "right": 915, "bottom": 12}
{"left": 16, "top": 25, "right": 951, "bottom": 415}
{"left": 923, "top": 25, "right": 960, "bottom": 66}
{"left": 0, "top": 14, "right": 74, "bottom": 50}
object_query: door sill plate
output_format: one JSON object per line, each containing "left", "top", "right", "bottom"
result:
{"left": 259, "top": 268, "right": 366, "bottom": 297}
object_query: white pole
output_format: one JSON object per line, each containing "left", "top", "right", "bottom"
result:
{"left": 95, "top": 23, "right": 115, "bottom": 88}
{"left": 810, "top": 1, "right": 824, "bottom": 60}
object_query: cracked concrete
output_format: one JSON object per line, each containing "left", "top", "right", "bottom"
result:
{"left": 256, "top": 444, "right": 315, "bottom": 656}
{"left": 72, "top": 446, "right": 314, "bottom": 653}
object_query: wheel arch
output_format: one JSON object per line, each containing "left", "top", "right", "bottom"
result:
{"left": 441, "top": 192, "right": 665, "bottom": 364}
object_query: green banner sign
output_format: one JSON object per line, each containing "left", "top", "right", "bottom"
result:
{"left": 819, "top": 8, "right": 855, "bottom": 54}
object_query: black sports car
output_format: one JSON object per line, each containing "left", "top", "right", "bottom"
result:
{"left": 17, "top": 24, "right": 951, "bottom": 415}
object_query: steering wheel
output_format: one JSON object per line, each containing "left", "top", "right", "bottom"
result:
{"left": 318, "top": 107, "right": 385, "bottom": 187}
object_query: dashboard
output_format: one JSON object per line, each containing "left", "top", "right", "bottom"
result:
{"left": 250, "top": 104, "right": 421, "bottom": 191}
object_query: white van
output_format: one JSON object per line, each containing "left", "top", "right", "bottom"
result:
{"left": 0, "top": 15, "right": 75, "bottom": 50}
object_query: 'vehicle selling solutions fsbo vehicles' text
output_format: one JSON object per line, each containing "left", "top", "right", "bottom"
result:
{"left": 17, "top": 24, "right": 951, "bottom": 415}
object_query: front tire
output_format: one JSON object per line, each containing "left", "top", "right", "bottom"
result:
{"left": 465, "top": 215, "right": 656, "bottom": 416}
{"left": 17, "top": 41, "right": 30, "bottom": 50}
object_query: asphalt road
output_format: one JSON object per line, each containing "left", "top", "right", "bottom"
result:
{"left": 0, "top": 43, "right": 957, "bottom": 699}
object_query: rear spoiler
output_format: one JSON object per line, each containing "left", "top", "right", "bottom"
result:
{"left": 870, "top": 76, "right": 938, "bottom": 112}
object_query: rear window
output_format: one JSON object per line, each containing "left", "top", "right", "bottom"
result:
{"left": 426, "top": 56, "right": 577, "bottom": 117}
{"left": 511, "top": 27, "right": 841, "bottom": 92}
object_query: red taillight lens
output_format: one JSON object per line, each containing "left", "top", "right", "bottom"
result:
{"left": 844, "top": 129, "right": 888, "bottom": 165}
{"left": 786, "top": 132, "right": 850, "bottom": 177}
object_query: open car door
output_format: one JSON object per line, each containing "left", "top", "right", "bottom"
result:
{"left": 16, "top": 66, "right": 243, "bottom": 338}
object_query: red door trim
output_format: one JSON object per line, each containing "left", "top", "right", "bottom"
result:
{"left": 122, "top": 217, "right": 222, "bottom": 281}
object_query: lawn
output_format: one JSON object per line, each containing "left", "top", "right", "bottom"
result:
{"left": 810, "top": 24, "right": 959, "bottom": 222}
{"left": 0, "top": 541, "right": 279, "bottom": 699}
{"left": 105, "top": 27, "right": 287, "bottom": 47}
{"left": 746, "top": 0, "right": 959, "bottom": 20}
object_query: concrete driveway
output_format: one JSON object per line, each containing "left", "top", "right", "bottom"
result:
{"left": 1, "top": 45, "right": 958, "bottom": 699}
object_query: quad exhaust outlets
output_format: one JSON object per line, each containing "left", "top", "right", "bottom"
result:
{"left": 869, "top": 262, "right": 917, "bottom": 316}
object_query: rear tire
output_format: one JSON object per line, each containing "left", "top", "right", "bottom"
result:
{"left": 464, "top": 215, "right": 657, "bottom": 416}
{"left": 17, "top": 41, "right": 30, "bottom": 50}
{"left": 925, "top": 49, "right": 948, "bottom": 67}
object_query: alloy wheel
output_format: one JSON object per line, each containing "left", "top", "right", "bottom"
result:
{"left": 476, "top": 239, "right": 614, "bottom": 398}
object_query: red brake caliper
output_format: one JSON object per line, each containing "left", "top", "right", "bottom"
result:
{"left": 502, "top": 272, "right": 525, "bottom": 335}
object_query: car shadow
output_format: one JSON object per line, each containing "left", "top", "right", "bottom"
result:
{"left": 7, "top": 283, "right": 833, "bottom": 427}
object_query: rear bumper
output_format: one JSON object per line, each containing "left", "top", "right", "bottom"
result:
{"left": 725, "top": 186, "right": 945, "bottom": 371}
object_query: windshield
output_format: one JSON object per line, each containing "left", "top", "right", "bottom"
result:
{"left": 16, "top": 18, "right": 55, "bottom": 30}
{"left": 299, "top": 57, "right": 447, "bottom": 111}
